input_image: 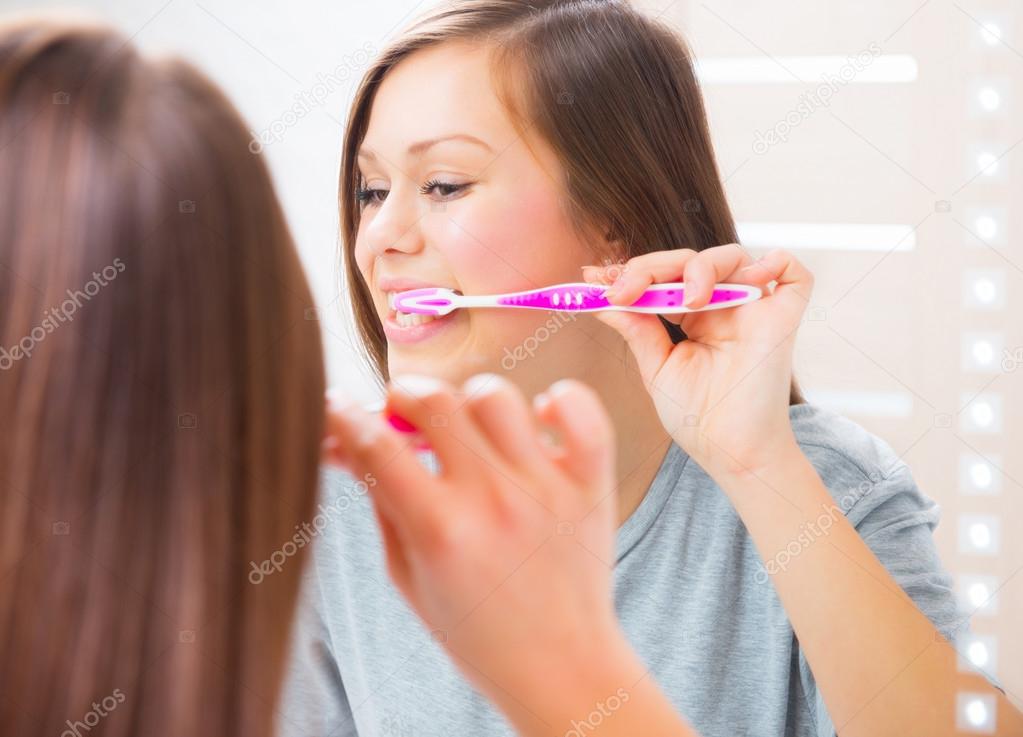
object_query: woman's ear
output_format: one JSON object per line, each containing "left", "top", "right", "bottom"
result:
{"left": 593, "top": 221, "right": 628, "bottom": 264}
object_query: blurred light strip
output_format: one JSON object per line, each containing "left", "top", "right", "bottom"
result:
{"left": 696, "top": 55, "right": 919, "bottom": 85}
{"left": 804, "top": 390, "right": 913, "bottom": 417}
{"left": 737, "top": 222, "right": 917, "bottom": 251}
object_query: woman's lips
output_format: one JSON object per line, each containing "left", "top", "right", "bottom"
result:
{"left": 377, "top": 277, "right": 463, "bottom": 345}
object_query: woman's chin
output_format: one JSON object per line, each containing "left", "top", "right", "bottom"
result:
{"left": 386, "top": 346, "right": 496, "bottom": 386}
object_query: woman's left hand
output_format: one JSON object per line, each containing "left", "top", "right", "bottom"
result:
{"left": 583, "top": 244, "right": 813, "bottom": 479}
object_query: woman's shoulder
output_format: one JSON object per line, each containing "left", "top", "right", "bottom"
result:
{"left": 786, "top": 402, "right": 938, "bottom": 527}
{"left": 789, "top": 401, "right": 910, "bottom": 486}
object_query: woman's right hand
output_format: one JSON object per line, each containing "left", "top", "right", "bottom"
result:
{"left": 324, "top": 374, "right": 694, "bottom": 736}
{"left": 326, "top": 374, "right": 620, "bottom": 689}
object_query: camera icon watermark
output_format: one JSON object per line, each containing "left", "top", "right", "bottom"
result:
{"left": 430, "top": 414, "right": 448, "bottom": 428}
{"left": 1001, "top": 346, "right": 1023, "bottom": 372}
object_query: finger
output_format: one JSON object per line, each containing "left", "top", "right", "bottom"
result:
{"left": 386, "top": 374, "right": 505, "bottom": 483}
{"left": 322, "top": 392, "right": 353, "bottom": 467}
{"left": 600, "top": 249, "right": 701, "bottom": 305}
{"left": 461, "top": 373, "right": 547, "bottom": 473}
{"left": 679, "top": 243, "right": 754, "bottom": 308}
{"left": 531, "top": 379, "right": 615, "bottom": 493}
{"left": 600, "top": 245, "right": 754, "bottom": 306}
{"left": 581, "top": 264, "right": 616, "bottom": 285}
{"left": 593, "top": 310, "right": 672, "bottom": 389}
{"left": 369, "top": 497, "right": 412, "bottom": 597}
{"left": 748, "top": 248, "right": 814, "bottom": 314}
{"left": 325, "top": 398, "right": 446, "bottom": 541}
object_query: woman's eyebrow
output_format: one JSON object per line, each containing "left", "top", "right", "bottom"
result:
{"left": 358, "top": 133, "right": 493, "bottom": 162}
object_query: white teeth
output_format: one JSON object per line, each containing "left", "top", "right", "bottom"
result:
{"left": 394, "top": 311, "right": 437, "bottom": 327}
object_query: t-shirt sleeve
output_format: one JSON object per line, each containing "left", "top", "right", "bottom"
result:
{"left": 795, "top": 458, "right": 981, "bottom": 737}
{"left": 276, "top": 557, "right": 358, "bottom": 737}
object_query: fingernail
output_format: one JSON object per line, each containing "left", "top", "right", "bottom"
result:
{"left": 463, "top": 372, "right": 504, "bottom": 397}
{"left": 547, "top": 379, "right": 576, "bottom": 398}
{"left": 391, "top": 374, "right": 446, "bottom": 398}
{"left": 329, "top": 395, "right": 368, "bottom": 420}
{"left": 325, "top": 387, "right": 347, "bottom": 409}
{"left": 533, "top": 391, "right": 551, "bottom": 413}
{"left": 682, "top": 282, "right": 695, "bottom": 306}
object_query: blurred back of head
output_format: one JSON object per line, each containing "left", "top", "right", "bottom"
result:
{"left": 0, "top": 16, "right": 325, "bottom": 736}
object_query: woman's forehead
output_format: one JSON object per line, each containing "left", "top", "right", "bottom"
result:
{"left": 366, "top": 43, "right": 513, "bottom": 145}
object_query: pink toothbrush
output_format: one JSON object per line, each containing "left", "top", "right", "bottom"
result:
{"left": 366, "top": 282, "right": 759, "bottom": 453}
{"left": 394, "top": 282, "right": 760, "bottom": 316}
{"left": 354, "top": 399, "right": 431, "bottom": 451}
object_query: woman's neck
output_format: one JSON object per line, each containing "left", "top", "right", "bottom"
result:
{"left": 532, "top": 317, "right": 673, "bottom": 529}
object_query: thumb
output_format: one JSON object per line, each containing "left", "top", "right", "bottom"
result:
{"left": 594, "top": 310, "right": 672, "bottom": 387}
{"left": 532, "top": 379, "right": 615, "bottom": 494}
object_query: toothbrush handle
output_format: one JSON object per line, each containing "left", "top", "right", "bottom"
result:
{"left": 615, "top": 282, "right": 761, "bottom": 314}
{"left": 475, "top": 282, "right": 759, "bottom": 314}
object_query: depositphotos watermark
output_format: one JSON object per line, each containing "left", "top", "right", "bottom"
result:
{"left": 0, "top": 257, "right": 126, "bottom": 371}
{"left": 564, "top": 687, "right": 630, "bottom": 737}
{"left": 753, "top": 472, "right": 880, "bottom": 584}
{"left": 248, "top": 472, "right": 376, "bottom": 584}
{"left": 501, "top": 310, "right": 579, "bottom": 371}
{"left": 498, "top": 259, "right": 632, "bottom": 371}
{"left": 60, "top": 688, "right": 126, "bottom": 737}
{"left": 248, "top": 42, "right": 375, "bottom": 154}
{"left": 752, "top": 41, "right": 883, "bottom": 155}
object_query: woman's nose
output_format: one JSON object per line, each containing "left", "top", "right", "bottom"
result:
{"left": 363, "top": 189, "right": 425, "bottom": 257}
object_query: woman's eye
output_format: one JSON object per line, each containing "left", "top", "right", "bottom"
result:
{"left": 419, "top": 180, "right": 470, "bottom": 199}
{"left": 356, "top": 187, "right": 387, "bottom": 207}
{"left": 356, "top": 180, "right": 471, "bottom": 209}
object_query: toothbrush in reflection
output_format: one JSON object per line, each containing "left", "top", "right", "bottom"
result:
{"left": 370, "top": 282, "right": 760, "bottom": 452}
{"left": 360, "top": 400, "right": 432, "bottom": 451}
{"left": 393, "top": 282, "right": 760, "bottom": 317}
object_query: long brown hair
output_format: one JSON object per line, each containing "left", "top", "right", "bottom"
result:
{"left": 340, "top": 0, "right": 803, "bottom": 404}
{"left": 0, "top": 17, "right": 324, "bottom": 736}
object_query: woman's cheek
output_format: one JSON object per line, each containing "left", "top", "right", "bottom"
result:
{"left": 441, "top": 190, "right": 574, "bottom": 290}
{"left": 437, "top": 214, "right": 521, "bottom": 291}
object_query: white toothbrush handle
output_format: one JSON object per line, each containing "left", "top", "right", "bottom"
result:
{"left": 451, "top": 294, "right": 506, "bottom": 309}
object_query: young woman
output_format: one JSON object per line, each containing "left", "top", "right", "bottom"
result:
{"left": 282, "top": 1, "right": 1017, "bottom": 736}
{"left": 0, "top": 18, "right": 326, "bottom": 736}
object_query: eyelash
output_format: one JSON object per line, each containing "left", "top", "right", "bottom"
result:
{"left": 355, "top": 179, "right": 471, "bottom": 208}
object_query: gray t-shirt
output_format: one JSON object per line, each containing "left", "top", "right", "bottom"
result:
{"left": 277, "top": 402, "right": 972, "bottom": 737}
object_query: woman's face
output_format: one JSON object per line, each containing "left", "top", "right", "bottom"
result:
{"left": 354, "top": 41, "right": 602, "bottom": 390}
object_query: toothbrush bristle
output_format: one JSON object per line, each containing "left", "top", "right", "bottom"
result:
{"left": 394, "top": 287, "right": 453, "bottom": 315}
